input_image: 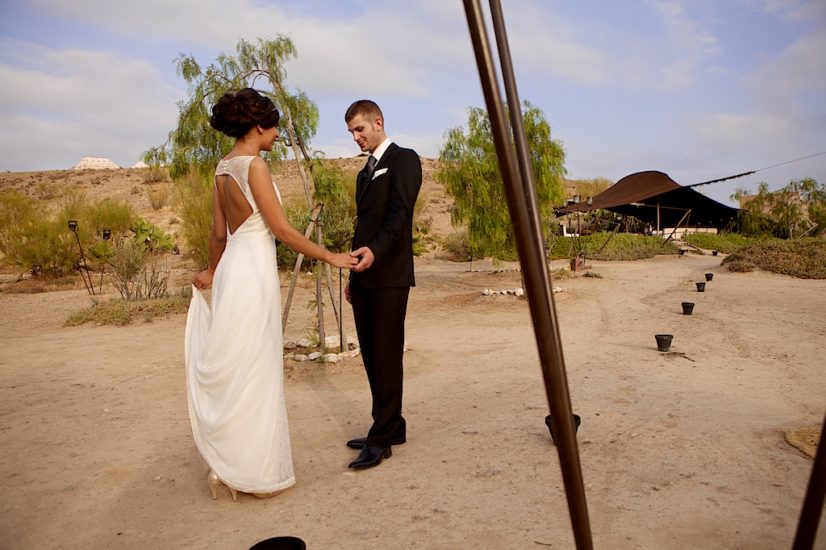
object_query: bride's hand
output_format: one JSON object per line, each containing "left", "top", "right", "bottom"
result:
{"left": 329, "top": 252, "right": 359, "bottom": 270}
{"left": 192, "top": 269, "right": 214, "bottom": 289}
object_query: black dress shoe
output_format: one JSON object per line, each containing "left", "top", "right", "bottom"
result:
{"left": 348, "top": 445, "right": 392, "bottom": 469}
{"left": 545, "top": 414, "right": 581, "bottom": 445}
{"left": 346, "top": 436, "right": 406, "bottom": 449}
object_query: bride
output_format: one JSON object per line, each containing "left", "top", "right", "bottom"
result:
{"left": 185, "top": 88, "right": 357, "bottom": 501}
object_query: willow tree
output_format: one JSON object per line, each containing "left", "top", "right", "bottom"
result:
{"left": 437, "top": 101, "right": 566, "bottom": 259}
{"left": 146, "top": 36, "right": 343, "bottom": 348}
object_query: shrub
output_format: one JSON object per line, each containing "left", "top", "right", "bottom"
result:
{"left": 721, "top": 239, "right": 826, "bottom": 279}
{"left": 682, "top": 232, "right": 753, "bottom": 254}
{"left": 108, "top": 238, "right": 171, "bottom": 299}
{"left": 173, "top": 170, "right": 213, "bottom": 268}
{"left": 64, "top": 288, "right": 190, "bottom": 326}
{"left": 550, "top": 232, "right": 679, "bottom": 261}
{"left": 147, "top": 186, "right": 171, "bottom": 210}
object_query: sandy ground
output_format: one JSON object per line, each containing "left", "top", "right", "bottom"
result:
{"left": 1, "top": 252, "right": 825, "bottom": 549}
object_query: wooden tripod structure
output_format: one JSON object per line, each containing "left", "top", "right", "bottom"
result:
{"left": 272, "top": 85, "right": 345, "bottom": 354}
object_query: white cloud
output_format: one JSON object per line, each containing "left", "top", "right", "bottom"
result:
{"left": 0, "top": 40, "right": 180, "bottom": 170}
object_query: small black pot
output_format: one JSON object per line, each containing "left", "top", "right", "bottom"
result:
{"left": 705, "top": 273, "right": 714, "bottom": 281}
{"left": 655, "top": 334, "right": 673, "bottom": 352}
{"left": 250, "top": 537, "right": 306, "bottom": 550}
{"left": 712, "top": 250, "right": 719, "bottom": 256}
{"left": 679, "top": 249, "right": 686, "bottom": 256}
{"left": 545, "top": 414, "right": 581, "bottom": 445}
{"left": 681, "top": 302, "right": 695, "bottom": 315}
{"left": 696, "top": 282, "right": 706, "bottom": 292}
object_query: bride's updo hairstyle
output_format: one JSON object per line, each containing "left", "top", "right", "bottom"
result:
{"left": 209, "top": 88, "right": 280, "bottom": 138}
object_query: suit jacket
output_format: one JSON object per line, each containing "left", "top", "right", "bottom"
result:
{"left": 351, "top": 143, "right": 422, "bottom": 288}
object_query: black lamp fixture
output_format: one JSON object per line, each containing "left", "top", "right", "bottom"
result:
{"left": 68, "top": 219, "right": 78, "bottom": 232}
{"left": 586, "top": 196, "right": 593, "bottom": 206}
{"left": 102, "top": 229, "right": 112, "bottom": 241}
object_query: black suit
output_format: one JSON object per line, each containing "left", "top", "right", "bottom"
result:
{"left": 350, "top": 143, "right": 422, "bottom": 447}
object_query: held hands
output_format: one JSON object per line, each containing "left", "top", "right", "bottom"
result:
{"left": 192, "top": 269, "right": 214, "bottom": 290}
{"left": 350, "top": 246, "right": 374, "bottom": 272}
{"left": 329, "top": 251, "right": 359, "bottom": 270}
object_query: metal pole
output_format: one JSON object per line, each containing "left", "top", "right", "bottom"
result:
{"left": 464, "top": 1, "right": 593, "bottom": 547}
{"left": 793, "top": 409, "right": 826, "bottom": 549}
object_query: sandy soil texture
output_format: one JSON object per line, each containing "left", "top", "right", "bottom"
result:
{"left": 1, "top": 252, "right": 824, "bottom": 549}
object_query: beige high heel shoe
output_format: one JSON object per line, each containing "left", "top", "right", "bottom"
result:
{"left": 207, "top": 470, "right": 238, "bottom": 502}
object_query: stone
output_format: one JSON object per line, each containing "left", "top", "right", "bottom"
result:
{"left": 283, "top": 340, "right": 297, "bottom": 350}
{"left": 293, "top": 354, "right": 309, "bottom": 362}
{"left": 296, "top": 337, "right": 312, "bottom": 348}
{"left": 322, "top": 353, "right": 339, "bottom": 363}
{"left": 324, "top": 336, "right": 340, "bottom": 349}
{"left": 308, "top": 352, "right": 323, "bottom": 361}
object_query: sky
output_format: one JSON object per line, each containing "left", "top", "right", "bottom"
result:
{"left": 1, "top": 0, "right": 824, "bottom": 206}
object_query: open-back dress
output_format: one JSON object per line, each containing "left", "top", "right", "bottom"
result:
{"left": 184, "top": 155, "right": 295, "bottom": 494}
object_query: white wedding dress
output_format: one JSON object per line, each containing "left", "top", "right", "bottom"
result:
{"left": 185, "top": 156, "right": 295, "bottom": 494}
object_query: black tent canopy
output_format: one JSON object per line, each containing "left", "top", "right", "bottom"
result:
{"left": 562, "top": 170, "right": 739, "bottom": 230}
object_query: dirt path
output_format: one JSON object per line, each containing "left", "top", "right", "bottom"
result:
{"left": 1, "top": 255, "right": 824, "bottom": 549}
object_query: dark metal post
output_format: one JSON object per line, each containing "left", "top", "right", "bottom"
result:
{"left": 793, "top": 409, "right": 826, "bottom": 549}
{"left": 463, "top": 1, "right": 593, "bottom": 548}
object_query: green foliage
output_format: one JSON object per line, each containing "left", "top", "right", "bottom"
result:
{"left": 107, "top": 239, "right": 172, "bottom": 300}
{"left": 64, "top": 288, "right": 191, "bottom": 326}
{"left": 731, "top": 178, "right": 825, "bottom": 238}
{"left": 145, "top": 36, "right": 318, "bottom": 180}
{"left": 311, "top": 159, "right": 356, "bottom": 252}
{"left": 173, "top": 170, "right": 214, "bottom": 268}
{"left": 131, "top": 217, "right": 175, "bottom": 253}
{"left": 0, "top": 191, "right": 136, "bottom": 277}
{"left": 721, "top": 239, "right": 826, "bottom": 279}
{"left": 438, "top": 101, "right": 566, "bottom": 260}
{"left": 569, "top": 177, "right": 612, "bottom": 201}
{"left": 682, "top": 232, "right": 754, "bottom": 254}
{"left": 548, "top": 232, "right": 679, "bottom": 261}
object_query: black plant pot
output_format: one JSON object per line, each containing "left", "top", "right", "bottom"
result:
{"left": 655, "top": 334, "right": 673, "bottom": 352}
{"left": 679, "top": 249, "right": 686, "bottom": 256}
{"left": 712, "top": 250, "right": 719, "bottom": 256}
{"left": 696, "top": 282, "right": 706, "bottom": 292}
{"left": 705, "top": 273, "right": 714, "bottom": 281}
{"left": 681, "top": 302, "right": 695, "bottom": 315}
{"left": 250, "top": 537, "right": 306, "bottom": 550}
{"left": 545, "top": 413, "right": 581, "bottom": 445}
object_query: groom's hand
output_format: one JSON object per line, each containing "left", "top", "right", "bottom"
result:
{"left": 351, "top": 247, "right": 374, "bottom": 272}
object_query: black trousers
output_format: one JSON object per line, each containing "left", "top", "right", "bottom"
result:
{"left": 350, "top": 279, "right": 410, "bottom": 447}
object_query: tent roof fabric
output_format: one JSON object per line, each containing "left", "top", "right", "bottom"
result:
{"left": 562, "top": 170, "right": 739, "bottom": 229}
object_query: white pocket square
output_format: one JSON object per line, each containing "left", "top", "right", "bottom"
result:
{"left": 372, "top": 168, "right": 388, "bottom": 180}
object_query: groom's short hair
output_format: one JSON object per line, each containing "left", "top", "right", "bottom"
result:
{"left": 345, "top": 100, "right": 384, "bottom": 123}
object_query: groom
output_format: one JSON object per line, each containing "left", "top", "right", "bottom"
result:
{"left": 344, "top": 100, "right": 422, "bottom": 470}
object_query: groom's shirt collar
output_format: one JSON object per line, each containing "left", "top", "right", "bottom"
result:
{"left": 371, "top": 137, "right": 391, "bottom": 163}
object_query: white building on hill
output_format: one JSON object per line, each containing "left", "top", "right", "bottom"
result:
{"left": 72, "top": 156, "right": 120, "bottom": 170}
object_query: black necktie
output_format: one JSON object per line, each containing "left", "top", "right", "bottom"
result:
{"left": 366, "top": 155, "right": 377, "bottom": 180}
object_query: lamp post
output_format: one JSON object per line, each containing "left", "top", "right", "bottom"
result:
{"left": 68, "top": 220, "right": 94, "bottom": 295}
{"left": 99, "top": 229, "right": 111, "bottom": 292}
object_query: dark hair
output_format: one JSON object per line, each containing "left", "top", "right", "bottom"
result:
{"left": 344, "top": 99, "right": 383, "bottom": 123}
{"left": 209, "top": 88, "right": 280, "bottom": 138}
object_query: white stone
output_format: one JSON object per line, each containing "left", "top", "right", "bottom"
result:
{"left": 284, "top": 340, "right": 297, "bottom": 350}
{"left": 131, "top": 160, "right": 149, "bottom": 169}
{"left": 482, "top": 288, "right": 493, "bottom": 296}
{"left": 296, "top": 337, "right": 312, "bottom": 348}
{"left": 293, "top": 354, "right": 309, "bottom": 362}
{"left": 72, "top": 156, "right": 120, "bottom": 170}
{"left": 324, "top": 336, "right": 341, "bottom": 349}
{"left": 322, "top": 353, "right": 340, "bottom": 363}
{"left": 553, "top": 286, "right": 563, "bottom": 293}
{"left": 350, "top": 348, "right": 361, "bottom": 358}
{"left": 308, "top": 352, "right": 322, "bottom": 361}
{"left": 515, "top": 288, "right": 524, "bottom": 297}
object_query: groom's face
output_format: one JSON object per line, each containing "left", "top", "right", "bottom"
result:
{"left": 347, "top": 113, "right": 384, "bottom": 154}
